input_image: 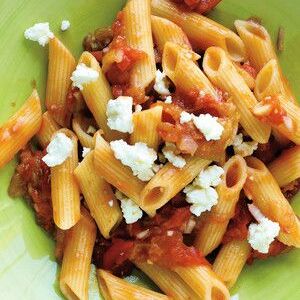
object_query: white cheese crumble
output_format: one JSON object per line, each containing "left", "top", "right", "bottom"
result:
{"left": 232, "top": 133, "right": 258, "bottom": 157}
{"left": 183, "top": 165, "right": 223, "bottom": 216}
{"left": 108, "top": 200, "right": 114, "bottom": 207}
{"left": 193, "top": 113, "right": 224, "bottom": 141}
{"left": 87, "top": 125, "right": 97, "bottom": 135}
{"left": 70, "top": 63, "right": 99, "bottom": 90}
{"left": 24, "top": 22, "right": 54, "bottom": 47}
{"left": 61, "top": 20, "right": 71, "bottom": 31}
{"left": 135, "top": 104, "right": 142, "bottom": 113}
{"left": 110, "top": 140, "right": 157, "bottom": 181}
{"left": 183, "top": 185, "right": 218, "bottom": 217}
{"left": 165, "top": 96, "right": 172, "bottom": 104}
{"left": 162, "top": 143, "right": 186, "bottom": 169}
{"left": 180, "top": 111, "right": 193, "bottom": 124}
{"left": 116, "top": 191, "right": 143, "bottom": 224}
{"left": 42, "top": 133, "right": 73, "bottom": 167}
{"left": 106, "top": 96, "right": 134, "bottom": 133}
{"left": 82, "top": 147, "right": 91, "bottom": 158}
{"left": 153, "top": 70, "right": 170, "bottom": 95}
{"left": 247, "top": 205, "right": 280, "bottom": 254}
{"left": 193, "top": 165, "right": 224, "bottom": 188}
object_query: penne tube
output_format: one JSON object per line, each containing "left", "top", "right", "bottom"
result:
{"left": 36, "top": 111, "right": 61, "bottom": 148}
{"left": 203, "top": 46, "right": 271, "bottom": 143}
{"left": 46, "top": 37, "right": 76, "bottom": 127}
{"left": 234, "top": 20, "right": 276, "bottom": 71}
{"left": 93, "top": 132, "right": 149, "bottom": 213}
{"left": 235, "top": 20, "right": 296, "bottom": 103}
{"left": 123, "top": 0, "right": 156, "bottom": 90}
{"left": 78, "top": 51, "right": 125, "bottom": 142}
{"left": 0, "top": 89, "right": 42, "bottom": 169}
{"left": 60, "top": 208, "right": 97, "bottom": 300}
{"left": 268, "top": 146, "right": 300, "bottom": 187}
{"left": 74, "top": 151, "right": 122, "bottom": 238}
{"left": 140, "top": 157, "right": 211, "bottom": 214}
{"left": 194, "top": 155, "right": 247, "bottom": 255}
{"left": 162, "top": 42, "right": 217, "bottom": 98}
{"left": 213, "top": 240, "right": 251, "bottom": 288}
{"left": 151, "top": 15, "right": 191, "bottom": 54}
{"left": 151, "top": 0, "right": 246, "bottom": 62}
{"left": 135, "top": 262, "right": 199, "bottom": 300}
{"left": 51, "top": 129, "right": 80, "bottom": 230}
{"left": 174, "top": 266, "right": 230, "bottom": 300}
{"left": 72, "top": 115, "right": 95, "bottom": 149}
{"left": 97, "top": 269, "right": 170, "bottom": 300}
{"left": 130, "top": 106, "right": 163, "bottom": 150}
{"left": 244, "top": 157, "right": 300, "bottom": 247}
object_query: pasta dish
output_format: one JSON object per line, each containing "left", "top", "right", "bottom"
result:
{"left": 1, "top": 0, "right": 300, "bottom": 299}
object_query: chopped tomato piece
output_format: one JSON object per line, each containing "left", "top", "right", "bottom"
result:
{"left": 241, "top": 61, "right": 258, "bottom": 78}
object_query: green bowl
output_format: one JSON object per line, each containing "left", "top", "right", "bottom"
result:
{"left": 0, "top": 0, "right": 299, "bottom": 299}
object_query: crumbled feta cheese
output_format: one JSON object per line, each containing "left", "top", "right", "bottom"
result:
{"left": 193, "top": 165, "right": 224, "bottom": 188}
{"left": 232, "top": 133, "right": 258, "bottom": 157}
{"left": 248, "top": 212, "right": 280, "bottom": 254}
{"left": 135, "top": 104, "right": 142, "bottom": 113}
{"left": 153, "top": 70, "right": 170, "bottom": 95}
{"left": 108, "top": 200, "right": 114, "bottom": 207}
{"left": 71, "top": 63, "right": 99, "bottom": 90}
{"left": 192, "top": 114, "right": 224, "bottom": 141}
{"left": 136, "top": 229, "right": 150, "bottom": 239}
{"left": 180, "top": 111, "right": 193, "bottom": 124}
{"left": 82, "top": 147, "right": 91, "bottom": 158}
{"left": 165, "top": 96, "right": 172, "bottom": 104}
{"left": 87, "top": 125, "right": 97, "bottom": 135}
{"left": 117, "top": 191, "right": 143, "bottom": 224}
{"left": 24, "top": 22, "right": 54, "bottom": 46}
{"left": 61, "top": 20, "right": 70, "bottom": 31}
{"left": 106, "top": 96, "right": 134, "bottom": 133}
{"left": 110, "top": 140, "right": 157, "bottom": 181}
{"left": 162, "top": 143, "right": 186, "bottom": 169}
{"left": 184, "top": 216, "right": 196, "bottom": 234}
{"left": 183, "top": 185, "right": 219, "bottom": 217}
{"left": 167, "top": 230, "right": 174, "bottom": 236}
{"left": 42, "top": 133, "right": 73, "bottom": 167}
{"left": 231, "top": 294, "right": 239, "bottom": 300}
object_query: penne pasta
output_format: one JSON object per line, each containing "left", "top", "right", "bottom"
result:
{"left": 244, "top": 157, "right": 300, "bottom": 247}
{"left": 51, "top": 128, "right": 80, "bottom": 230}
{"left": 162, "top": 42, "right": 216, "bottom": 97}
{"left": 46, "top": 37, "right": 76, "bottom": 127}
{"left": 151, "top": 0, "right": 246, "bottom": 62}
{"left": 74, "top": 151, "right": 122, "bottom": 238}
{"left": 123, "top": 0, "right": 156, "bottom": 91}
{"left": 194, "top": 155, "right": 247, "bottom": 255}
{"left": 72, "top": 115, "right": 95, "bottom": 149}
{"left": 174, "top": 266, "right": 230, "bottom": 300}
{"left": 213, "top": 240, "right": 251, "bottom": 288}
{"left": 135, "top": 262, "right": 199, "bottom": 300}
{"left": 130, "top": 106, "right": 163, "bottom": 150}
{"left": 234, "top": 62, "right": 256, "bottom": 90}
{"left": 203, "top": 46, "right": 271, "bottom": 143}
{"left": 93, "top": 132, "right": 149, "bottom": 213}
{"left": 78, "top": 51, "right": 125, "bottom": 142}
{"left": 36, "top": 111, "right": 61, "bottom": 148}
{"left": 140, "top": 157, "right": 211, "bottom": 214}
{"left": 60, "top": 208, "right": 97, "bottom": 300}
{"left": 268, "top": 146, "right": 300, "bottom": 187}
{"left": 97, "top": 269, "right": 170, "bottom": 300}
{"left": 0, "top": 89, "right": 42, "bottom": 169}
{"left": 151, "top": 15, "right": 191, "bottom": 54}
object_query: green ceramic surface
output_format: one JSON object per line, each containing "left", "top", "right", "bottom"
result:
{"left": 0, "top": 0, "right": 299, "bottom": 299}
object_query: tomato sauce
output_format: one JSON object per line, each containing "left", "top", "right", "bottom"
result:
{"left": 103, "top": 12, "right": 147, "bottom": 104}
{"left": 172, "top": 0, "right": 222, "bottom": 14}
{"left": 9, "top": 148, "right": 53, "bottom": 232}
{"left": 240, "top": 61, "right": 258, "bottom": 78}
{"left": 258, "top": 95, "right": 288, "bottom": 125}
